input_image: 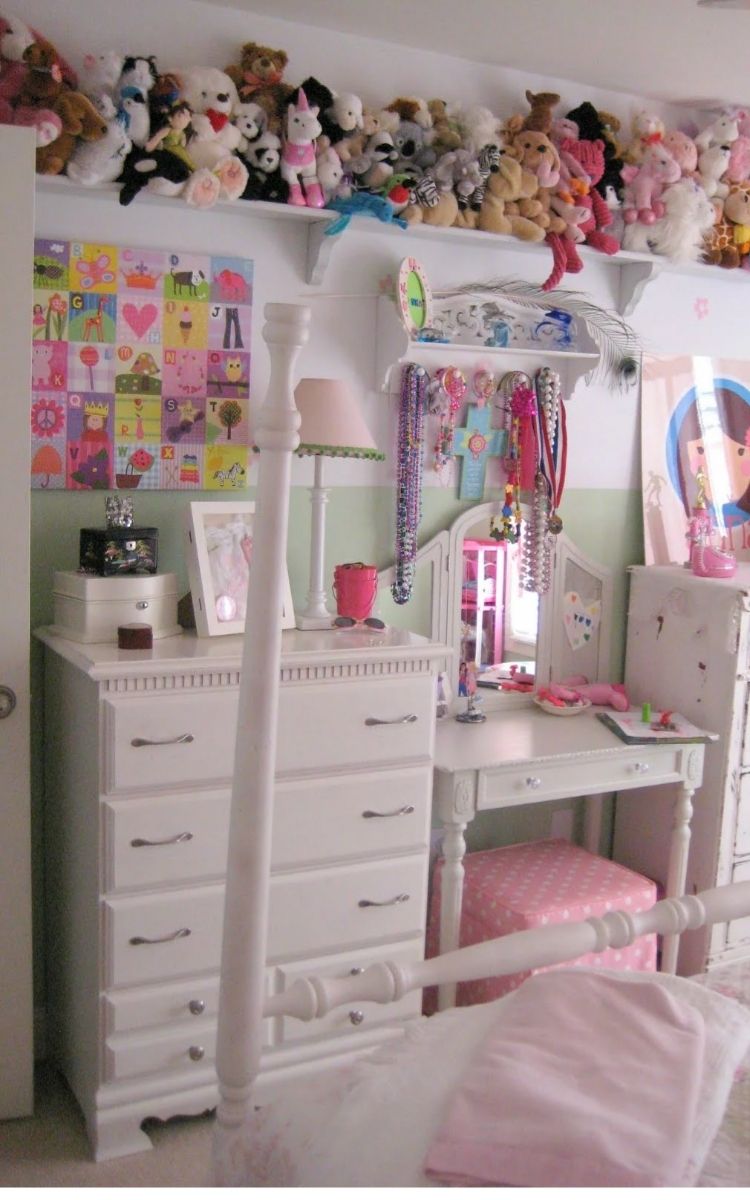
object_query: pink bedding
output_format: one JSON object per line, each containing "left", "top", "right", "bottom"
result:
{"left": 423, "top": 971, "right": 705, "bottom": 1187}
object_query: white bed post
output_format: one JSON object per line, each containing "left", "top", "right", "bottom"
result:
{"left": 214, "top": 303, "right": 309, "bottom": 1139}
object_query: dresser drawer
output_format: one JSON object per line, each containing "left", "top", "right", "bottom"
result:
{"left": 102, "top": 692, "right": 238, "bottom": 793}
{"left": 736, "top": 772, "right": 750, "bottom": 857}
{"left": 477, "top": 746, "right": 684, "bottom": 810}
{"left": 104, "top": 974, "right": 222, "bottom": 1035}
{"left": 104, "top": 885, "right": 225, "bottom": 988}
{"left": 268, "top": 855, "right": 428, "bottom": 961}
{"left": 275, "top": 939, "right": 424, "bottom": 1046}
{"left": 104, "top": 1020, "right": 219, "bottom": 1082}
{"left": 728, "top": 859, "right": 750, "bottom": 949}
{"left": 104, "top": 791, "right": 230, "bottom": 891}
{"left": 276, "top": 676, "right": 434, "bottom": 774}
{"left": 273, "top": 766, "right": 431, "bottom": 868}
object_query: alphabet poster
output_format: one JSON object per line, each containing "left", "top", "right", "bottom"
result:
{"left": 641, "top": 355, "right": 750, "bottom": 563}
{"left": 30, "top": 240, "right": 254, "bottom": 490}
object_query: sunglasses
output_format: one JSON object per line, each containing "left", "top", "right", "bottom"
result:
{"left": 332, "top": 615, "right": 386, "bottom": 630}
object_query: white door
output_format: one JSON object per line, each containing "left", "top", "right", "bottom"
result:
{"left": 0, "top": 125, "right": 35, "bottom": 1118}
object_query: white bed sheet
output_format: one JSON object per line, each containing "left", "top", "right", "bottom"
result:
{"left": 213, "top": 964, "right": 750, "bottom": 1187}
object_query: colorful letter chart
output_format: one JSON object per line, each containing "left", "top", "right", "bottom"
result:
{"left": 30, "top": 240, "right": 254, "bottom": 490}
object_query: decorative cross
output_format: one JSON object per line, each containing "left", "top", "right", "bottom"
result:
{"left": 452, "top": 403, "right": 506, "bottom": 500}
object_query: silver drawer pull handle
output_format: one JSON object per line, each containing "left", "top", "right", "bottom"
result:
{"left": 130, "top": 832, "right": 194, "bottom": 848}
{"left": 349, "top": 966, "right": 364, "bottom": 976}
{"left": 362, "top": 805, "right": 415, "bottom": 819}
{"left": 129, "top": 927, "right": 191, "bottom": 946}
{"left": 349, "top": 1010, "right": 365, "bottom": 1026}
{"left": 188, "top": 1045, "right": 205, "bottom": 1061}
{"left": 364, "top": 714, "right": 418, "bottom": 726}
{"left": 633, "top": 761, "right": 650, "bottom": 774}
{"left": 525, "top": 777, "right": 542, "bottom": 789}
{"left": 358, "top": 893, "right": 410, "bottom": 908}
{"left": 188, "top": 999, "right": 206, "bottom": 1015}
{"left": 130, "top": 734, "right": 194, "bottom": 747}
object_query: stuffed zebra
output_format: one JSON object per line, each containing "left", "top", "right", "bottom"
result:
{"left": 471, "top": 143, "right": 503, "bottom": 211}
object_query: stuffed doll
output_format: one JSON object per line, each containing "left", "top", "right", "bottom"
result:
{"left": 349, "top": 130, "right": 398, "bottom": 192}
{"left": 66, "top": 109, "right": 131, "bottom": 184}
{"left": 78, "top": 51, "right": 123, "bottom": 117}
{"left": 704, "top": 182, "right": 750, "bottom": 268}
{"left": 399, "top": 176, "right": 458, "bottom": 227}
{"left": 11, "top": 103, "right": 61, "bottom": 147}
{"left": 118, "top": 85, "right": 150, "bottom": 148}
{"left": 508, "top": 128, "right": 567, "bottom": 238}
{"left": 145, "top": 99, "right": 195, "bottom": 167}
{"left": 697, "top": 143, "right": 732, "bottom": 200}
{"left": 452, "top": 104, "right": 503, "bottom": 157}
{"left": 476, "top": 149, "right": 545, "bottom": 242}
{"left": 0, "top": 14, "right": 77, "bottom": 124}
{"left": 174, "top": 65, "right": 247, "bottom": 200}
{"left": 427, "top": 98, "right": 462, "bottom": 155}
{"left": 622, "top": 177, "right": 716, "bottom": 263}
{"left": 280, "top": 86, "right": 324, "bottom": 207}
{"left": 385, "top": 96, "right": 433, "bottom": 131}
{"left": 621, "top": 142, "right": 681, "bottom": 224}
{"left": 725, "top": 134, "right": 750, "bottom": 184}
{"left": 390, "top": 115, "right": 436, "bottom": 176}
{"left": 695, "top": 113, "right": 739, "bottom": 153}
{"left": 119, "top": 144, "right": 197, "bottom": 206}
{"left": 521, "top": 90, "right": 560, "bottom": 133}
{"left": 240, "top": 130, "right": 288, "bottom": 204}
{"left": 622, "top": 109, "right": 665, "bottom": 164}
{"left": 557, "top": 135, "right": 621, "bottom": 254}
{"left": 546, "top": 678, "right": 629, "bottom": 711}
{"left": 232, "top": 100, "right": 267, "bottom": 153}
{"left": 320, "top": 90, "right": 364, "bottom": 157}
{"left": 662, "top": 129, "right": 698, "bottom": 177}
{"left": 224, "top": 41, "right": 294, "bottom": 132}
{"left": 315, "top": 141, "right": 350, "bottom": 203}
{"left": 114, "top": 55, "right": 157, "bottom": 107}
{"left": 36, "top": 89, "right": 107, "bottom": 175}
{"left": 566, "top": 100, "right": 625, "bottom": 203}
{"left": 432, "top": 148, "right": 484, "bottom": 210}
{"left": 0, "top": 9, "right": 33, "bottom": 122}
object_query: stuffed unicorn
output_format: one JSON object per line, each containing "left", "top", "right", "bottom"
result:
{"left": 280, "top": 87, "right": 324, "bottom": 207}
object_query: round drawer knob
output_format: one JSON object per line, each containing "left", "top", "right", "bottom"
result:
{"left": 188, "top": 1045, "right": 205, "bottom": 1061}
{"left": 349, "top": 1010, "right": 365, "bottom": 1026}
{"left": 349, "top": 966, "right": 364, "bottom": 976}
{"left": 633, "top": 762, "right": 650, "bottom": 774}
{"left": 525, "top": 776, "right": 542, "bottom": 790}
{"left": 188, "top": 999, "right": 205, "bottom": 1016}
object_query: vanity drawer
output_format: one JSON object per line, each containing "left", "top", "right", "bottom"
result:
{"left": 477, "top": 747, "right": 683, "bottom": 810}
{"left": 104, "top": 1020, "right": 219, "bottom": 1083}
{"left": 267, "top": 856, "right": 428, "bottom": 961}
{"left": 104, "top": 884, "right": 225, "bottom": 988}
{"left": 275, "top": 939, "right": 423, "bottom": 1046}
{"left": 103, "top": 790, "right": 230, "bottom": 891}
{"left": 102, "top": 692, "right": 238, "bottom": 794}
{"left": 735, "top": 771, "right": 750, "bottom": 857}
{"left": 276, "top": 676, "right": 434, "bottom": 774}
{"left": 728, "top": 858, "right": 750, "bottom": 948}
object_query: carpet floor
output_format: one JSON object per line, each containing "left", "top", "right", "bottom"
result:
{"left": 0, "top": 1063, "right": 215, "bottom": 1187}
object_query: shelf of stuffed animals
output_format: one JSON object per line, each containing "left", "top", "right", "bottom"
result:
{"left": 374, "top": 291, "right": 600, "bottom": 397}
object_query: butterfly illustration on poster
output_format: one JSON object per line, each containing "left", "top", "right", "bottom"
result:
{"left": 30, "top": 240, "right": 254, "bottom": 491}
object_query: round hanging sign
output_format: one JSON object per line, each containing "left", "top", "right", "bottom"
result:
{"left": 397, "top": 257, "right": 432, "bottom": 335}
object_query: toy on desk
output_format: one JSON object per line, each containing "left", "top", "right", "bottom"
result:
{"left": 456, "top": 660, "right": 486, "bottom": 723}
{"left": 547, "top": 676, "right": 629, "bottom": 711}
{"left": 652, "top": 709, "right": 677, "bottom": 732}
{"left": 686, "top": 466, "right": 737, "bottom": 579}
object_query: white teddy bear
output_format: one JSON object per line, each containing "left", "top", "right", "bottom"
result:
{"left": 695, "top": 114, "right": 739, "bottom": 153}
{"left": 698, "top": 143, "right": 732, "bottom": 200}
{"left": 170, "top": 65, "right": 248, "bottom": 201}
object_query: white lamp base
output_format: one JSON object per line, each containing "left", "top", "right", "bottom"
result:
{"left": 295, "top": 609, "right": 335, "bottom": 631}
{"left": 296, "top": 456, "right": 335, "bottom": 632}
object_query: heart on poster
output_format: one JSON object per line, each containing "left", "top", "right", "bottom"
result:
{"left": 122, "top": 302, "right": 158, "bottom": 340}
{"left": 563, "top": 591, "right": 601, "bottom": 651}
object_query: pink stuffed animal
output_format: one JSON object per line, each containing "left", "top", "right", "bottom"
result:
{"left": 662, "top": 129, "right": 698, "bottom": 177}
{"left": 548, "top": 676, "right": 629, "bottom": 710}
{"left": 621, "top": 142, "right": 681, "bottom": 225}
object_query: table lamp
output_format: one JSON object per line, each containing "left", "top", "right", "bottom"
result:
{"left": 294, "top": 378, "right": 384, "bottom": 630}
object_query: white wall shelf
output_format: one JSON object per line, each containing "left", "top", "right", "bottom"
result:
{"left": 35, "top": 175, "right": 742, "bottom": 307}
{"left": 374, "top": 294, "right": 601, "bottom": 394}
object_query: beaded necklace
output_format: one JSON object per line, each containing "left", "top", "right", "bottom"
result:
{"left": 392, "top": 362, "right": 429, "bottom": 605}
{"left": 535, "top": 366, "right": 567, "bottom": 535}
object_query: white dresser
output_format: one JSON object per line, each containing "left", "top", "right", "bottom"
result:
{"left": 37, "top": 626, "right": 444, "bottom": 1160}
{"left": 614, "top": 564, "right": 750, "bottom": 976}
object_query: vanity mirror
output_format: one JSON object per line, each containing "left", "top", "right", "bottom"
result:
{"left": 379, "top": 500, "right": 613, "bottom": 702}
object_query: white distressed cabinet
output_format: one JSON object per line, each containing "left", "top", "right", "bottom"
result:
{"left": 38, "top": 626, "right": 444, "bottom": 1160}
{"left": 613, "top": 564, "right": 750, "bottom": 975}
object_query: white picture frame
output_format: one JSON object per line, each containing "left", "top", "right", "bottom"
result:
{"left": 185, "top": 500, "right": 294, "bottom": 637}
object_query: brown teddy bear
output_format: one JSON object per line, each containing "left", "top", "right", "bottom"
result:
{"left": 476, "top": 151, "right": 546, "bottom": 241}
{"left": 225, "top": 41, "right": 294, "bottom": 132}
{"left": 37, "top": 90, "right": 107, "bottom": 175}
{"left": 427, "top": 98, "right": 462, "bottom": 156}
{"left": 18, "top": 35, "right": 71, "bottom": 108}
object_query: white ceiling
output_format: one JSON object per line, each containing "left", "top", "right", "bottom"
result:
{"left": 199, "top": 0, "right": 750, "bottom": 110}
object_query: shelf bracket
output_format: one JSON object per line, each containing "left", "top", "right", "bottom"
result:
{"left": 305, "top": 219, "right": 343, "bottom": 286}
{"left": 617, "top": 260, "right": 663, "bottom": 317}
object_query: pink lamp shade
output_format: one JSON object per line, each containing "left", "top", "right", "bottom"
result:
{"left": 294, "top": 378, "right": 384, "bottom": 460}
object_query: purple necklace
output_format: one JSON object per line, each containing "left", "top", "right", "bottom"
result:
{"left": 392, "top": 363, "right": 428, "bottom": 605}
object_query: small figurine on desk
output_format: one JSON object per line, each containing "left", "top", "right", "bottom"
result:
{"left": 456, "top": 661, "right": 486, "bottom": 724}
{"left": 652, "top": 709, "right": 677, "bottom": 732}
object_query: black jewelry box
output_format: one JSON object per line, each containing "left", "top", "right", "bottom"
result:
{"left": 79, "top": 527, "right": 159, "bottom": 576}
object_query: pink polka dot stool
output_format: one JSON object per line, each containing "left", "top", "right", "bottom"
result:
{"left": 424, "top": 838, "right": 657, "bottom": 1011}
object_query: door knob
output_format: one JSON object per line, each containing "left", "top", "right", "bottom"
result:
{"left": 0, "top": 686, "right": 16, "bottom": 719}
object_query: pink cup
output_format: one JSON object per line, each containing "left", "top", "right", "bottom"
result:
{"left": 333, "top": 562, "right": 378, "bottom": 621}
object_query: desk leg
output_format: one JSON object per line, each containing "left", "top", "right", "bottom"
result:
{"left": 661, "top": 783, "right": 695, "bottom": 974}
{"left": 583, "top": 793, "right": 604, "bottom": 855}
{"left": 437, "top": 818, "right": 467, "bottom": 1012}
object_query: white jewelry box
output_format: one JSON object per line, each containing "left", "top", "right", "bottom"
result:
{"left": 51, "top": 571, "right": 181, "bottom": 643}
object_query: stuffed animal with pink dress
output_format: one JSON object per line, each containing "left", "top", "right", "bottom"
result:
{"left": 621, "top": 142, "right": 681, "bottom": 225}
{"left": 547, "top": 676, "right": 629, "bottom": 710}
{"left": 281, "top": 86, "right": 324, "bottom": 207}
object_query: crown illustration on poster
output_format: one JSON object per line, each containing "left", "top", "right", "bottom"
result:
{"left": 84, "top": 399, "right": 109, "bottom": 417}
{"left": 121, "top": 262, "right": 161, "bottom": 290}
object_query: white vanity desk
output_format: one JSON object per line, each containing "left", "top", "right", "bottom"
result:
{"left": 432, "top": 703, "right": 707, "bottom": 1008}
